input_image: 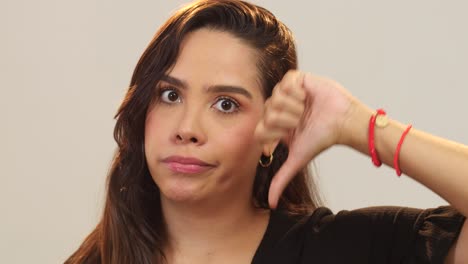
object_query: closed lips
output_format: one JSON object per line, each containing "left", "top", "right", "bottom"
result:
{"left": 162, "top": 156, "right": 214, "bottom": 166}
{"left": 162, "top": 156, "right": 216, "bottom": 174}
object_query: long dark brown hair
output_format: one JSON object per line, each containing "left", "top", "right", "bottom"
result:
{"left": 65, "top": 1, "right": 322, "bottom": 263}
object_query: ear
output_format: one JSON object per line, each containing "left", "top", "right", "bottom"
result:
{"left": 262, "top": 139, "right": 280, "bottom": 157}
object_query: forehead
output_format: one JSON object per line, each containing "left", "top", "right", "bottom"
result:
{"left": 168, "top": 28, "right": 263, "bottom": 98}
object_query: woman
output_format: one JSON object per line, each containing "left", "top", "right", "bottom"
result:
{"left": 65, "top": 0, "right": 467, "bottom": 263}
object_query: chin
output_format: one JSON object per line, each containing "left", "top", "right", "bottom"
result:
{"left": 161, "top": 187, "right": 198, "bottom": 202}
{"left": 157, "top": 177, "right": 206, "bottom": 203}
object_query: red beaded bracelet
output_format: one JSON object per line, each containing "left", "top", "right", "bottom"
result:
{"left": 394, "top": 124, "right": 413, "bottom": 176}
{"left": 368, "top": 109, "right": 387, "bottom": 167}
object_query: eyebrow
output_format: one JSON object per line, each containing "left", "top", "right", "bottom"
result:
{"left": 160, "top": 75, "right": 253, "bottom": 99}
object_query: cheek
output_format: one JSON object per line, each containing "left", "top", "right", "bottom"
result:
{"left": 146, "top": 112, "right": 158, "bottom": 135}
{"left": 213, "top": 117, "right": 262, "bottom": 164}
{"left": 144, "top": 107, "right": 168, "bottom": 156}
{"left": 145, "top": 110, "right": 156, "bottom": 144}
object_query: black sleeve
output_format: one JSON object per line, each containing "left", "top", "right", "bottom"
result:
{"left": 302, "top": 206, "right": 465, "bottom": 264}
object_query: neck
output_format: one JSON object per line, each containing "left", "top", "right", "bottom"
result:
{"left": 161, "top": 195, "right": 270, "bottom": 263}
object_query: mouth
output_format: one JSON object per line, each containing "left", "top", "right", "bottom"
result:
{"left": 161, "top": 156, "right": 216, "bottom": 174}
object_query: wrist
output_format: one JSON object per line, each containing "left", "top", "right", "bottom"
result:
{"left": 339, "top": 101, "right": 374, "bottom": 154}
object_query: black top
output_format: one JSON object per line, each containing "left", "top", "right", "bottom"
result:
{"left": 252, "top": 206, "right": 465, "bottom": 264}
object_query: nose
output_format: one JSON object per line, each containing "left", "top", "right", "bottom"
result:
{"left": 173, "top": 106, "right": 206, "bottom": 145}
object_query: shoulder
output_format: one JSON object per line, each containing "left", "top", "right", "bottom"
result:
{"left": 253, "top": 206, "right": 465, "bottom": 264}
{"left": 255, "top": 206, "right": 378, "bottom": 263}
{"left": 270, "top": 206, "right": 409, "bottom": 236}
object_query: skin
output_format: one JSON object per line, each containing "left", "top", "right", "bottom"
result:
{"left": 257, "top": 73, "right": 468, "bottom": 263}
{"left": 143, "top": 27, "right": 467, "bottom": 263}
{"left": 144, "top": 28, "right": 281, "bottom": 263}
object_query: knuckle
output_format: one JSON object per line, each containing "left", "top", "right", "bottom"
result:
{"left": 273, "top": 83, "right": 282, "bottom": 97}
{"left": 271, "top": 96, "right": 283, "bottom": 110}
{"left": 264, "top": 112, "right": 278, "bottom": 127}
{"left": 283, "top": 69, "right": 298, "bottom": 80}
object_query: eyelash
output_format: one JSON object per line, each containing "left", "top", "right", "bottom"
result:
{"left": 158, "top": 86, "right": 181, "bottom": 103}
{"left": 156, "top": 86, "right": 241, "bottom": 115}
{"left": 213, "top": 96, "right": 240, "bottom": 115}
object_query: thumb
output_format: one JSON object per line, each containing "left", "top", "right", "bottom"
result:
{"left": 268, "top": 155, "right": 305, "bottom": 209}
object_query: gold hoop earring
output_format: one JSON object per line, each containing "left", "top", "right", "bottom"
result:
{"left": 259, "top": 153, "right": 274, "bottom": 167}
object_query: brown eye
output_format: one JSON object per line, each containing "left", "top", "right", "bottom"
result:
{"left": 213, "top": 98, "right": 239, "bottom": 114}
{"left": 161, "top": 89, "right": 181, "bottom": 103}
{"left": 222, "top": 100, "right": 232, "bottom": 110}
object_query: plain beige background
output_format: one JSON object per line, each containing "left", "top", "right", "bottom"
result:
{"left": 2, "top": 0, "right": 467, "bottom": 263}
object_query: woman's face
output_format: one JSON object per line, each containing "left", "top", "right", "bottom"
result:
{"left": 144, "top": 28, "right": 268, "bottom": 204}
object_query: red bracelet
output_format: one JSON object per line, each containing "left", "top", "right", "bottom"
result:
{"left": 394, "top": 124, "right": 412, "bottom": 176}
{"left": 368, "top": 109, "right": 386, "bottom": 167}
